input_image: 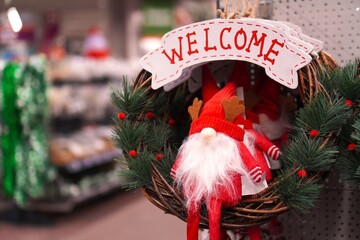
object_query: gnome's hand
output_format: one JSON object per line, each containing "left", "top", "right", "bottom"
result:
{"left": 267, "top": 145, "right": 280, "bottom": 161}
{"left": 170, "top": 157, "right": 181, "bottom": 179}
{"left": 249, "top": 166, "right": 263, "bottom": 183}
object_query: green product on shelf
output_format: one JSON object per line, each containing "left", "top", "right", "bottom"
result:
{"left": 1, "top": 57, "right": 56, "bottom": 205}
{"left": 1, "top": 62, "right": 21, "bottom": 198}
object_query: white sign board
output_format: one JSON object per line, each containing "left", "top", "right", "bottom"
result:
{"left": 140, "top": 18, "right": 313, "bottom": 90}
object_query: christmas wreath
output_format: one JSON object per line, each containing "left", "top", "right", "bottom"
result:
{"left": 111, "top": 54, "right": 360, "bottom": 234}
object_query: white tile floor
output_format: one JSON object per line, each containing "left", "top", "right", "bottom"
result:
{"left": 0, "top": 190, "right": 186, "bottom": 240}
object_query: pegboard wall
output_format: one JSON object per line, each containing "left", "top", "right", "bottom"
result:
{"left": 272, "top": 0, "right": 360, "bottom": 66}
{"left": 272, "top": 2, "right": 360, "bottom": 238}
{"left": 278, "top": 170, "right": 360, "bottom": 240}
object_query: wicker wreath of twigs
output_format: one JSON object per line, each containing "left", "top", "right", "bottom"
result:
{"left": 131, "top": 51, "right": 337, "bottom": 229}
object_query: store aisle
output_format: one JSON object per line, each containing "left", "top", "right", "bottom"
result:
{"left": 0, "top": 190, "right": 186, "bottom": 240}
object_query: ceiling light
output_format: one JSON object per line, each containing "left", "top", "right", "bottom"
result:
{"left": 7, "top": 7, "right": 23, "bottom": 33}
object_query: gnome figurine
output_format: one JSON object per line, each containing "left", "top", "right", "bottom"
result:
{"left": 171, "top": 81, "right": 270, "bottom": 240}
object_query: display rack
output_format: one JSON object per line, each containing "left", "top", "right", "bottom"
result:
{"left": 25, "top": 57, "right": 130, "bottom": 212}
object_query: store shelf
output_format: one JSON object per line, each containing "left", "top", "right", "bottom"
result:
{"left": 58, "top": 149, "right": 123, "bottom": 174}
{"left": 24, "top": 179, "right": 124, "bottom": 213}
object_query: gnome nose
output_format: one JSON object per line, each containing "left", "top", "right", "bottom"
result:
{"left": 200, "top": 127, "right": 216, "bottom": 142}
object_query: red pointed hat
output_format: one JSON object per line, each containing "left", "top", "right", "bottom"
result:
{"left": 189, "top": 81, "right": 244, "bottom": 141}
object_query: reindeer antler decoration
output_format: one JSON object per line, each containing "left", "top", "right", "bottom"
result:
{"left": 188, "top": 98, "right": 203, "bottom": 121}
{"left": 222, "top": 96, "right": 245, "bottom": 122}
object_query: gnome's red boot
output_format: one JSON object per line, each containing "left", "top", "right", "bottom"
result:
{"left": 187, "top": 206, "right": 201, "bottom": 240}
{"left": 248, "top": 226, "right": 262, "bottom": 240}
{"left": 208, "top": 198, "right": 222, "bottom": 240}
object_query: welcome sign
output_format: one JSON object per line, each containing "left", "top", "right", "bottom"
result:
{"left": 140, "top": 18, "right": 314, "bottom": 90}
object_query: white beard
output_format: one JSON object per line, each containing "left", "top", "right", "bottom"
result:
{"left": 174, "top": 132, "right": 251, "bottom": 208}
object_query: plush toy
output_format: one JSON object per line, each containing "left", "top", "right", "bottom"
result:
{"left": 230, "top": 61, "right": 287, "bottom": 145}
{"left": 199, "top": 65, "right": 281, "bottom": 240}
{"left": 171, "top": 80, "right": 273, "bottom": 240}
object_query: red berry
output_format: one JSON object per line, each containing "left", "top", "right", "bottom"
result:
{"left": 297, "top": 169, "right": 307, "bottom": 178}
{"left": 169, "top": 119, "right": 176, "bottom": 125}
{"left": 147, "top": 112, "right": 155, "bottom": 119}
{"left": 347, "top": 143, "right": 357, "bottom": 151}
{"left": 128, "top": 150, "right": 137, "bottom": 157}
{"left": 117, "top": 112, "right": 126, "bottom": 120}
{"left": 155, "top": 153, "right": 164, "bottom": 160}
{"left": 345, "top": 99, "right": 353, "bottom": 107}
{"left": 309, "top": 129, "right": 319, "bottom": 138}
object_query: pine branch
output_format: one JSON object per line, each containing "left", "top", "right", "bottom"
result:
{"left": 276, "top": 173, "right": 322, "bottom": 212}
{"left": 150, "top": 90, "right": 168, "bottom": 116}
{"left": 112, "top": 121, "right": 148, "bottom": 153}
{"left": 118, "top": 151, "right": 153, "bottom": 190}
{"left": 294, "top": 94, "right": 348, "bottom": 136}
{"left": 153, "top": 150, "right": 176, "bottom": 183}
{"left": 111, "top": 80, "right": 148, "bottom": 118}
{"left": 352, "top": 118, "right": 360, "bottom": 144}
{"left": 145, "top": 123, "right": 173, "bottom": 152}
{"left": 320, "top": 58, "right": 360, "bottom": 101}
{"left": 281, "top": 131, "right": 338, "bottom": 172}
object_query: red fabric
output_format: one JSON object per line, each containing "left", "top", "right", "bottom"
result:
{"left": 232, "top": 61, "right": 251, "bottom": 90}
{"left": 85, "top": 50, "right": 109, "bottom": 59}
{"left": 202, "top": 65, "right": 221, "bottom": 103}
{"left": 252, "top": 79, "right": 281, "bottom": 120}
{"left": 200, "top": 81, "right": 237, "bottom": 119}
{"left": 237, "top": 142, "right": 262, "bottom": 180}
{"left": 248, "top": 226, "right": 262, "bottom": 240}
{"left": 231, "top": 61, "right": 281, "bottom": 121}
{"left": 190, "top": 117, "right": 244, "bottom": 141}
{"left": 233, "top": 115, "right": 280, "bottom": 181}
{"left": 187, "top": 205, "right": 200, "bottom": 240}
{"left": 189, "top": 81, "right": 245, "bottom": 141}
{"left": 208, "top": 198, "right": 222, "bottom": 240}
